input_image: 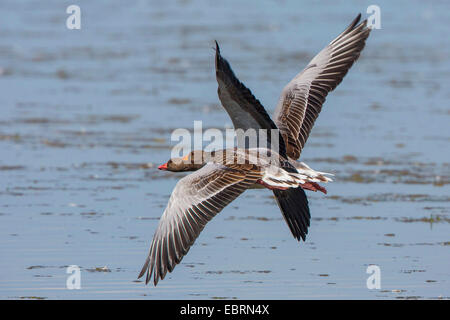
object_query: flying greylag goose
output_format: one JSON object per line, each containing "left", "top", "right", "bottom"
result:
{"left": 139, "top": 14, "right": 371, "bottom": 285}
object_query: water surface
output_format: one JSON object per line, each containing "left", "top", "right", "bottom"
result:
{"left": 0, "top": 0, "right": 449, "bottom": 299}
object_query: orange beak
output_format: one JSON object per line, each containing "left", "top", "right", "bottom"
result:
{"left": 158, "top": 162, "right": 168, "bottom": 170}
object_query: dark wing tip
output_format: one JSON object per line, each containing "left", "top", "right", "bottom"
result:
{"left": 137, "top": 258, "right": 154, "bottom": 285}
{"left": 330, "top": 12, "right": 371, "bottom": 48}
{"left": 344, "top": 13, "right": 361, "bottom": 32}
{"left": 335, "top": 13, "right": 362, "bottom": 39}
{"left": 138, "top": 242, "right": 158, "bottom": 286}
{"left": 215, "top": 40, "right": 220, "bottom": 53}
{"left": 214, "top": 40, "right": 223, "bottom": 71}
{"left": 138, "top": 257, "right": 149, "bottom": 279}
{"left": 354, "top": 13, "right": 362, "bottom": 26}
{"left": 343, "top": 13, "right": 362, "bottom": 34}
{"left": 214, "top": 41, "right": 237, "bottom": 81}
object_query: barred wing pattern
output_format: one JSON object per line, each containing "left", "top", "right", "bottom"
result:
{"left": 273, "top": 14, "right": 371, "bottom": 160}
{"left": 138, "top": 163, "right": 262, "bottom": 285}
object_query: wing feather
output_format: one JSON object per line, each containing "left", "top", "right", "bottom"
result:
{"left": 273, "top": 14, "right": 371, "bottom": 159}
{"left": 215, "top": 41, "right": 287, "bottom": 156}
{"left": 138, "top": 163, "right": 262, "bottom": 285}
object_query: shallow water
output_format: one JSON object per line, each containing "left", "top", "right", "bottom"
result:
{"left": 0, "top": 0, "right": 449, "bottom": 299}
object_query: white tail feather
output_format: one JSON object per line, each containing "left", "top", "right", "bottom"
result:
{"left": 295, "top": 162, "right": 334, "bottom": 183}
{"left": 262, "top": 163, "right": 334, "bottom": 189}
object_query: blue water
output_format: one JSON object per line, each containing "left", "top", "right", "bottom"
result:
{"left": 0, "top": 0, "right": 449, "bottom": 299}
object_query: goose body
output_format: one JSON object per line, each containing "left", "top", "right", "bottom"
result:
{"left": 139, "top": 14, "right": 371, "bottom": 285}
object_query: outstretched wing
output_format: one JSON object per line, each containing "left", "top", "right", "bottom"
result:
{"left": 138, "top": 163, "right": 261, "bottom": 285}
{"left": 273, "top": 14, "right": 371, "bottom": 160}
{"left": 215, "top": 41, "right": 277, "bottom": 131}
{"left": 215, "top": 41, "right": 287, "bottom": 156}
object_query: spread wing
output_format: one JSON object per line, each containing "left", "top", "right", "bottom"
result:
{"left": 215, "top": 41, "right": 277, "bottom": 131}
{"left": 273, "top": 14, "right": 371, "bottom": 159}
{"left": 215, "top": 41, "right": 287, "bottom": 157}
{"left": 138, "top": 163, "right": 262, "bottom": 285}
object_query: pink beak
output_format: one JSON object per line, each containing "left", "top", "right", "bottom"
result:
{"left": 158, "top": 163, "right": 168, "bottom": 171}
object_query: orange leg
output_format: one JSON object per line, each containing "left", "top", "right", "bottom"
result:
{"left": 300, "top": 182, "right": 327, "bottom": 194}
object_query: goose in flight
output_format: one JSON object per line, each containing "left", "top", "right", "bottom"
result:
{"left": 139, "top": 14, "right": 371, "bottom": 285}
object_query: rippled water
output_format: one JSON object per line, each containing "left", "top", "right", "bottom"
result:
{"left": 0, "top": 0, "right": 449, "bottom": 299}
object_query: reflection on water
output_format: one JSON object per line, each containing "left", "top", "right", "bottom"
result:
{"left": 0, "top": 0, "right": 449, "bottom": 299}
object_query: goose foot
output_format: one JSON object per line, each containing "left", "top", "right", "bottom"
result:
{"left": 301, "top": 182, "right": 327, "bottom": 194}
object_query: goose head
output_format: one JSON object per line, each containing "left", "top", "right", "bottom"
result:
{"left": 158, "top": 150, "right": 207, "bottom": 172}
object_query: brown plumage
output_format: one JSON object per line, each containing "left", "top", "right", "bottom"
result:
{"left": 139, "top": 160, "right": 262, "bottom": 285}
{"left": 273, "top": 14, "right": 371, "bottom": 159}
{"left": 139, "top": 148, "right": 332, "bottom": 285}
{"left": 139, "top": 14, "right": 370, "bottom": 286}
{"left": 212, "top": 13, "right": 370, "bottom": 241}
